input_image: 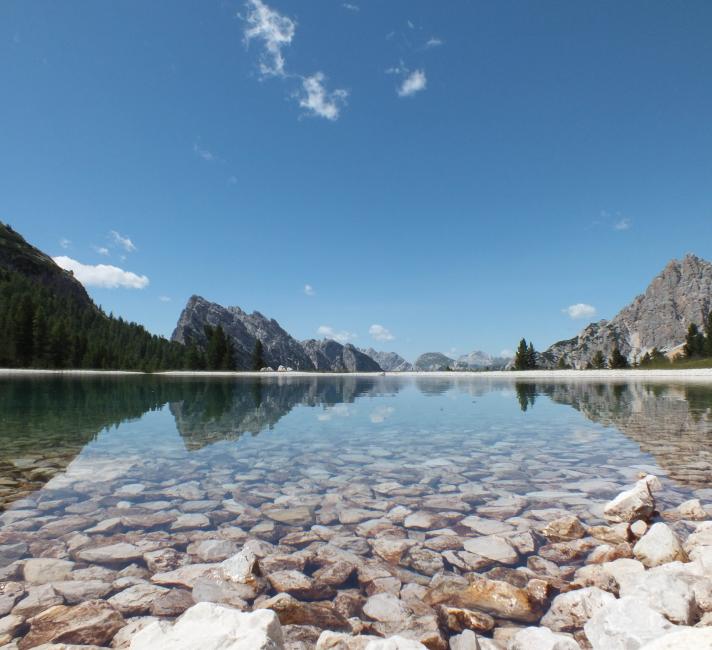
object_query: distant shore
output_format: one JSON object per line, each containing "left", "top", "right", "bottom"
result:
{"left": 3, "top": 367, "right": 712, "bottom": 381}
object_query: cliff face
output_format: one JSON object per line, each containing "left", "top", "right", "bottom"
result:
{"left": 172, "top": 296, "right": 383, "bottom": 372}
{"left": 545, "top": 255, "right": 712, "bottom": 367}
{"left": 301, "top": 339, "right": 382, "bottom": 372}
{"left": 360, "top": 348, "right": 413, "bottom": 372}
{"left": 414, "top": 352, "right": 455, "bottom": 371}
{"left": 172, "top": 296, "right": 315, "bottom": 370}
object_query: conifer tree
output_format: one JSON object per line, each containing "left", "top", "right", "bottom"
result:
{"left": 609, "top": 346, "right": 629, "bottom": 369}
{"left": 591, "top": 350, "right": 607, "bottom": 369}
{"left": 526, "top": 342, "right": 537, "bottom": 369}
{"left": 704, "top": 312, "right": 712, "bottom": 358}
{"left": 514, "top": 339, "right": 529, "bottom": 370}
{"left": 684, "top": 323, "right": 705, "bottom": 358}
{"left": 251, "top": 339, "right": 265, "bottom": 370}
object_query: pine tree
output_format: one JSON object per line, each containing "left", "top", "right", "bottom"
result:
{"left": 704, "top": 312, "right": 712, "bottom": 358}
{"left": 251, "top": 339, "right": 265, "bottom": 370}
{"left": 514, "top": 339, "right": 529, "bottom": 370}
{"left": 591, "top": 350, "right": 607, "bottom": 369}
{"left": 526, "top": 342, "right": 537, "bottom": 369}
{"left": 609, "top": 346, "right": 629, "bottom": 369}
{"left": 684, "top": 323, "right": 705, "bottom": 358}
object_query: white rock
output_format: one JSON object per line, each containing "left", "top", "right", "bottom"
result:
{"left": 362, "top": 593, "right": 411, "bottom": 622}
{"left": 221, "top": 548, "right": 258, "bottom": 583}
{"left": 449, "top": 630, "right": 481, "bottom": 650}
{"left": 507, "top": 626, "right": 580, "bottom": 649}
{"left": 128, "top": 603, "right": 283, "bottom": 649}
{"left": 583, "top": 597, "right": 676, "bottom": 650}
{"left": 633, "top": 523, "right": 687, "bottom": 567}
{"left": 630, "top": 521, "right": 647, "bottom": 538}
{"left": 639, "top": 626, "right": 712, "bottom": 649}
{"left": 23, "top": 559, "right": 74, "bottom": 585}
{"left": 365, "top": 637, "right": 428, "bottom": 650}
{"left": 599, "top": 558, "right": 647, "bottom": 592}
{"left": 678, "top": 499, "right": 707, "bottom": 521}
{"left": 603, "top": 477, "right": 658, "bottom": 523}
{"left": 619, "top": 565, "right": 699, "bottom": 625}
{"left": 541, "top": 587, "right": 616, "bottom": 632}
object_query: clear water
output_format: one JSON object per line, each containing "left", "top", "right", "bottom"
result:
{"left": 1, "top": 375, "right": 712, "bottom": 518}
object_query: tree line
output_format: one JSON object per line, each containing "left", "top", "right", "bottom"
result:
{"left": 0, "top": 268, "right": 267, "bottom": 371}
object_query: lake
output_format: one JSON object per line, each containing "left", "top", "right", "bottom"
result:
{"left": 1, "top": 375, "right": 712, "bottom": 645}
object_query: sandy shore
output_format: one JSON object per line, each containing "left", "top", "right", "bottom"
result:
{"left": 3, "top": 368, "right": 712, "bottom": 382}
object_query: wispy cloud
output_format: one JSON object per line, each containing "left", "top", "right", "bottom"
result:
{"left": 193, "top": 142, "right": 216, "bottom": 162}
{"left": 159, "top": 295, "right": 172, "bottom": 302}
{"left": 93, "top": 245, "right": 110, "bottom": 256}
{"left": 298, "top": 73, "right": 349, "bottom": 121}
{"left": 59, "top": 238, "right": 71, "bottom": 249}
{"left": 342, "top": 3, "right": 359, "bottom": 11}
{"left": 243, "top": 0, "right": 296, "bottom": 78}
{"left": 425, "top": 37, "right": 443, "bottom": 48}
{"left": 53, "top": 256, "right": 149, "bottom": 289}
{"left": 110, "top": 230, "right": 137, "bottom": 253}
{"left": 613, "top": 218, "right": 631, "bottom": 231}
{"left": 398, "top": 69, "right": 427, "bottom": 97}
{"left": 304, "top": 284, "right": 315, "bottom": 296}
{"left": 563, "top": 303, "right": 597, "bottom": 320}
{"left": 369, "top": 324, "right": 394, "bottom": 342}
{"left": 317, "top": 325, "right": 356, "bottom": 344}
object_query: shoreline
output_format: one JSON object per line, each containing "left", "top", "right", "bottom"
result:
{"left": 3, "top": 367, "right": 712, "bottom": 381}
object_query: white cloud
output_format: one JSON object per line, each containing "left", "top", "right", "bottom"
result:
{"left": 110, "top": 230, "right": 137, "bottom": 253}
{"left": 53, "top": 256, "right": 149, "bottom": 289}
{"left": 304, "top": 284, "right": 315, "bottom": 296}
{"left": 425, "top": 37, "right": 443, "bottom": 48}
{"left": 317, "top": 325, "right": 356, "bottom": 344}
{"left": 369, "top": 324, "right": 394, "bottom": 342}
{"left": 59, "top": 238, "right": 71, "bottom": 249}
{"left": 244, "top": 0, "right": 296, "bottom": 77}
{"left": 93, "top": 246, "right": 110, "bottom": 256}
{"left": 193, "top": 142, "right": 216, "bottom": 162}
{"left": 370, "top": 405, "right": 394, "bottom": 423}
{"left": 298, "top": 73, "right": 348, "bottom": 121}
{"left": 159, "top": 295, "right": 172, "bottom": 302}
{"left": 317, "top": 404, "right": 352, "bottom": 421}
{"left": 397, "top": 69, "right": 427, "bottom": 97}
{"left": 342, "top": 3, "right": 359, "bottom": 11}
{"left": 613, "top": 218, "right": 631, "bottom": 231}
{"left": 563, "top": 303, "right": 597, "bottom": 320}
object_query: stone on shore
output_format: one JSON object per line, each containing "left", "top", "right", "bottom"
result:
{"left": 508, "top": 626, "right": 580, "bottom": 650}
{"left": 603, "top": 476, "right": 659, "bottom": 524}
{"left": 540, "top": 587, "right": 615, "bottom": 632}
{"left": 128, "top": 602, "right": 283, "bottom": 649}
{"left": 638, "top": 626, "right": 712, "bottom": 649}
{"left": 633, "top": 522, "right": 687, "bottom": 567}
{"left": 583, "top": 596, "right": 676, "bottom": 650}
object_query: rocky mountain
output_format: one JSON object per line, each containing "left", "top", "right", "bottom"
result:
{"left": 0, "top": 222, "right": 92, "bottom": 307}
{"left": 301, "top": 339, "right": 382, "bottom": 372}
{"left": 414, "top": 352, "right": 455, "bottom": 371}
{"left": 172, "top": 295, "right": 384, "bottom": 372}
{"left": 545, "top": 254, "right": 712, "bottom": 367}
{"left": 360, "top": 348, "right": 413, "bottom": 372}
{"left": 172, "top": 295, "right": 314, "bottom": 370}
{"left": 455, "top": 350, "right": 511, "bottom": 370}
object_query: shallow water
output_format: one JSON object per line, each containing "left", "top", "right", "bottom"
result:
{"left": 2, "top": 375, "right": 712, "bottom": 638}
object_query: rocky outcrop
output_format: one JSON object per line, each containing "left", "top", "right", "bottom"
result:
{"left": 301, "top": 340, "right": 382, "bottom": 372}
{"left": 172, "top": 296, "right": 315, "bottom": 370}
{"left": 414, "top": 352, "right": 455, "bottom": 371}
{"left": 360, "top": 348, "right": 413, "bottom": 372}
{"left": 545, "top": 254, "right": 712, "bottom": 367}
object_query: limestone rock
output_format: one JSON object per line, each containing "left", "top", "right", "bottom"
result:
{"left": 508, "top": 626, "right": 580, "bottom": 650}
{"left": 109, "top": 583, "right": 169, "bottom": 616}
{"left": 633, "top": 523, "right": 687, "bottom": 567}
{"left": 541, "top": 587, "right": 615, "bottom": 632}
{"left": 261, "top": 593, "right": 349, "bottom": 630}
{"left": 677, "top": 499, "right": 707, "bottom": 521}
{"left": 603, "top": 477, "right": 658, "bottom": 524}
{"left": 76, "top": 543, "right": 143, "bottom": 565}
{"left": 436, "top": 605, "right": 494, "bottom": 633}
{"left": 128, "top": 602, "right": 283, "bottom": 649}
{"left": 20, "top": 600, "right": 124, "bottom": 649}
{"left": 542, "top": 516, "right": 587, "bottom": 542}
{"left": 23, "top": 559, "right": 74, "bottom": 585}
{"left": 583, "top": 596, "right": 676, "bottom": 650}
{"left": 638, "top": 626, "right": 712, "bottom": 649}
{"left": 462, "top": 536, "right": 518, "bottom": 565}
{"left": 449, "top": 630, "right": 481, "bottom": 650}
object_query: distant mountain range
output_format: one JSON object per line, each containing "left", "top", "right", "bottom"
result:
{"left": 542, "top": 254, "right": 712, "bottom": 368}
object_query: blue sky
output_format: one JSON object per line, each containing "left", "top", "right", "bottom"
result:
{"left": 2, "top": 1, "right": 711, "bottom": 361}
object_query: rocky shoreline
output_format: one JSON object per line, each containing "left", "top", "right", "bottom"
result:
{"left": 2, "top": 470, "right": 712, "bottom": 648}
